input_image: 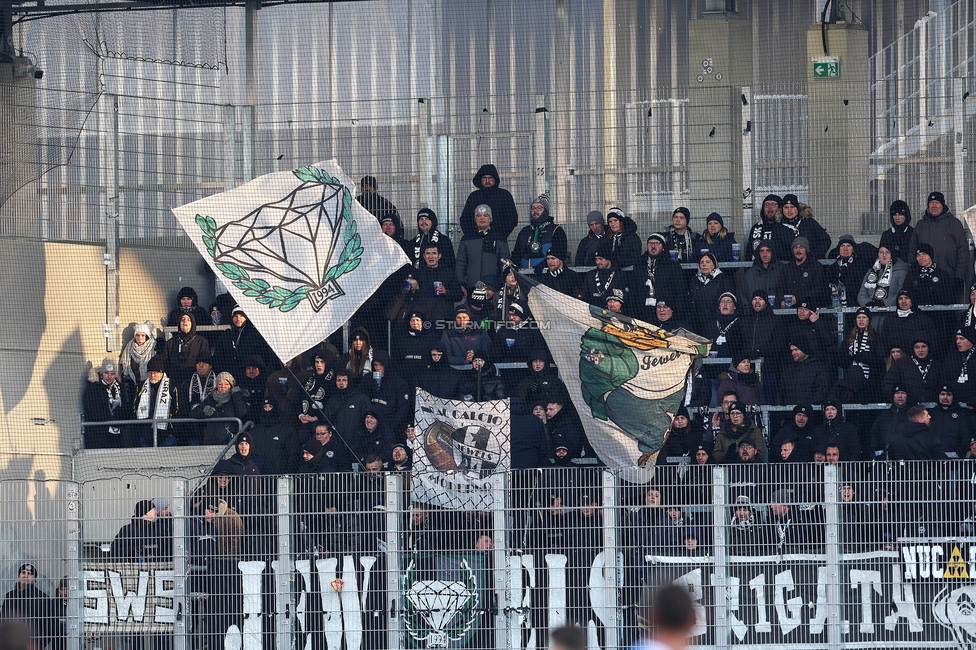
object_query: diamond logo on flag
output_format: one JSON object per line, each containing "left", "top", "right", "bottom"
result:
{"left": 173, "top": 160, "right": 409, "bottom": 363}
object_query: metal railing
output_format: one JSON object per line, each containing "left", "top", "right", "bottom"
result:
{"left": 23, "top": 461, "right": 976, "bottom": 649}
{"left": 80, "top": 416, "right": 246, "bottom": 448}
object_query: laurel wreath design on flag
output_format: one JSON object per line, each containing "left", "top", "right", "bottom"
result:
{"left": 194, "top": 165, "right": 364, "bottom": 313}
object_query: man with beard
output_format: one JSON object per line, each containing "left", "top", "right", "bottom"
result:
{"left": 744, "top": 194, "right": 793, "bottom": 262}
{"left": 459, "top": 163, "right": 519, "bottom": 240}
{"left": 929, "top": 385, "right": 973, "bottom": 458}
{"left": 582, "top": 240, "right": 631, "bottom": 308}
{"left": 633, "top": 233, "right": 688, "bottom": 318}
{"left": 537, "top": 243, "right": 583, "bottom": 298}
{"left": 776, "top": 237, "right": 830, "bottom": 310}
{"left": 513, "top": 194, "right": 567, "bottom": 271}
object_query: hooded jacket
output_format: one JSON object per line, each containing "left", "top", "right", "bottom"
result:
{"left": 214, "top": 315, "right": 273, "bottom": 380}
{"left": 887, "top": 420, "right": 945, "bottom": 461}
{"left": 870, "top": 400, "right": 910, "bottom": 457}
{"left": 744, "top": 205, "right": 794, "bottom": 262}
{"left": 324, "top": 377, "right": 372, "bottom": 439}
{"left": 608, "top": 213, "right": 642, "bottom": 268}
{"left": 827, "top": 238, "right": 877, "bottom": 306}
{"left": 164, "top": 312, "right": 210, "bottom": 386}
{"left": 352, "top": 411, "right": 396, "bottom": 465}
{"left": 167, "top": 286, "right": 211, "bottom": 327}
{"left": 909, "top": 197, "right": 970, "bottom": 282}
{"left": 509, "top": 397, "right": 549, "bottom": 469}
{"left": 729, "top": 300, "right": 786, "bottom": 373}
{"left": 417, "top": 347, "right": 461, "bottom": 400}
{"left": 739, "top": 250, "right": 784, "bottom": 307}
{"left": 810, "top": 402, "right": 861, "bottom": 461}
{"left": 879, "top": 200, "right": 914, "bottom": 263}
{"left": 111, "top": 501, "right": 172, "bottom": 561}
{"left": 248, "top": 402, "right": 300, "bottom": 475}
{"left": 344, "top": 327, "right": 375, "bottom": 378}
{"left": 409, "top": 208, "right": 456, "bottom": 269}
{"left": 779, "top": 355, "right": 829, "bottom": 406}
{"left": 459, "top": 164, "right": 520, "bottom": 239}
{"left": 228, "top": 434, "right": 270, "bottom": 475}
{"left": 688, "top": 264, "right": 735, "bottom": 333}
{"left": 362, "top": 350, "right": 411, "bottom": 430}
{"left": 713, "top": 420, "right": 765, "bottom": 464}
{"left": 777, "top": 254, "right": 831, "bottom": 310}
{"left": 879, "top": 302, "right": 937, "bottom": 358}
{"left": 545, "top": 403, "right": 586, "bottom": 463}
{"left": 391, "top": 312, "right": 436, "bottom": 386}
{"left": 460, "top": 354, "right": 506, "bottom": 402}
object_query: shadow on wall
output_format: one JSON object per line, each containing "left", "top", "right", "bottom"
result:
{"left": 0, "top": 463, "right": 70, "bottom": 598}
{"left": 45, "top": 328, "right": 87, "bottom": 456}
{"left": 0, "top": 243, "right": 45, "bottom": 415}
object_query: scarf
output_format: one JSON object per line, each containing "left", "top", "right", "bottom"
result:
{"left": 781, "top": 218, "right": 800, "bottom": 238}
{"left": 863, "top": 260, "right": 893, "bottom": 301}
{"left": 919, "top": 262, "right": 938, "bottom": 281}
{"left": 592, "top": 269, "right": 616, "bottom": 296}
{"left": 912, "top": 356, "right": 933, "bottom": 383}
{"left": 849, "top": 329, "right": 873, "bottom": 378}
{"left": 189, "top": 371, "right": 216, "bottom": 405}
{"left": 695, "top": 268, "right": 722, "bottom": 286}
{"left": 412, "top": 230, "right": 444, "bottom": 268}
{"left": 959, "top": 349, "right": 974, "bottom": 383}
{"left": 645, "top": 256, "right": 660, "bottom": 301}
{"left": 103, "top": 380, "right": 122, "bottom": 435}
{"left": 120, "top": 337, "right": 155, "bottom": 383}
{"left": 897, "top": 308, "right": 912, "bottom": 317}
{"left": 136, "top": 376, "right": 171, "bottom": 430}
{"left": 668, "top": 226, "right": 693, "bottom": 261}
{"left": 212, "top": 388, "right": 232, "bottom": 405}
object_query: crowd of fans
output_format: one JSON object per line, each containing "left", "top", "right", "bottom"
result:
{"left": 82, "top": 168, "right": 976, "bottom": 473}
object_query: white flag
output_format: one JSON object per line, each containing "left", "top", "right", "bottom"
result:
{"left": 411, "top": 389, "right": 510, "bottom": 511}
{"left": 526, "top": 283, "right": 710, "bottom": 472}
{"left": 171, "top": 160, "right": 410, "bottom": 363}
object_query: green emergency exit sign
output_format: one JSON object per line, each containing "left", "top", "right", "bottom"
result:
{"left": 813, "top": 58, "right": 840, "bottom": 78}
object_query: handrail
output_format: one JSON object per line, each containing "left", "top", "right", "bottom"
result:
{"left": 161, "top": 324, "right": 231, "bottom": 341}
{"left": 81, "top": 417, "right": 246, "bottom": 448}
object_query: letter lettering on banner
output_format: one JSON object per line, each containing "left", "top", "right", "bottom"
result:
{"left": 672, "top": 569, "right": 706, "bottom": 638}
{"left": 340, "top": 556, "right": 364, "bottom": 650}
{"left": 153, "top": 570, "right": 175, "bottom": 623}
{"left": 774, "top": 570, "right": 803, "bottom": 635}
{"left": 720, "top": 576, "right": 748, "bottom": 641}
{"left": 239, "top": 561, "right": 266, "bottom": 650}
{"left": 919, "top": 546, "right": 932, "bottom": 579}
{"left": 849, "top": 569, "right": 883, "bottom": 634}
{"left": 932, "top": 545, "right": 945, "bottom": 579}
{"left": 588, "top": 552, "right": 614, "bottom": 631}
{"left": 317, "top": 557, "right": 343, "bottom": 650}
{"left": 109, "top": 569, "right": 149, "bottom": 622}
{"left": 902, "top": 546, "right": 917, "bottom": 580}
{"left": 749, "top": 574, "right": 772, "bottom": 633}
{"left": 969, "top": 545, "right": 976, "bottom": 577}
{"left": 295, "top": 559, "right": 312, "bottom": 650}
{"left": 546, "top": 554, "right": 569, "bottom": 631}
{"left": 809, "top": 567, "right": 828, "bottom": 635}
{"left": 884, "top": 564, "right": 924, "bottom": 632}
{"left": 84, "top": 570, "right": 109, "bottom": 625}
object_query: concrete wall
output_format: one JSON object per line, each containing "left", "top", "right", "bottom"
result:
{"left": 0, "top": 239, "right": 211, "bottom": 482}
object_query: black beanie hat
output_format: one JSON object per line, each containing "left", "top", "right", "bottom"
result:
{"left": 672, "top": 207, "right": 690, "bottom": 220}
{"left": 927, "top": 191, "right": 947, "bottom": 209}
{"left": 595, "top": 239, "right": 614, "bottom": 261}
{"left": 147, "top": 356, "right": 165, "bottom": 373}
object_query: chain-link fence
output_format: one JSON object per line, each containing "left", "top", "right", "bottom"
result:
{"left": 7, "top": 463, "right": 976, "bottom": 649}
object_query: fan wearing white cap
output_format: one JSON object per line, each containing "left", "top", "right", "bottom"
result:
{"left": 83, "top": 357, "right": 125, "bottom": 449}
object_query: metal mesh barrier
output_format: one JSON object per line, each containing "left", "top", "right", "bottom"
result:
{"left": 5, "top": 463, "right": 976, "bottom": 648}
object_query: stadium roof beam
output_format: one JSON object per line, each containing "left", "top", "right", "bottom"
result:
{"left": 9, "top": 0, "right": 363, "bottom": 23}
